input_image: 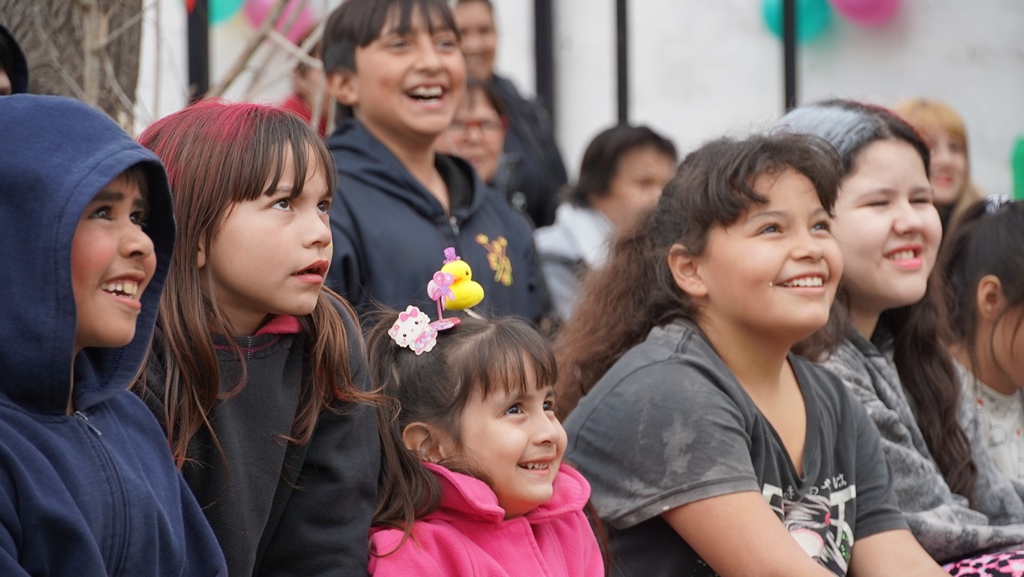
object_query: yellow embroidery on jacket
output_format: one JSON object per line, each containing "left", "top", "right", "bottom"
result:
{"left": 475, "top": 234, "right": 512, "bottom": 286}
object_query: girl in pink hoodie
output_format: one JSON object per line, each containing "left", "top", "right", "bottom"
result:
{"left": 365, "top": 308, "right": 604, "bottom": 576}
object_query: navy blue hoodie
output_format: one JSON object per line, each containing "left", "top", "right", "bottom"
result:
{"left": 0, "top": 95, "right": 227, "bottom": 576}
{"left": 325, "top": 119, "right": 548, "bottom": 323}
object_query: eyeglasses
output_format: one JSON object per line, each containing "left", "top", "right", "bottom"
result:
{"left": 447, "top": 118, "right": 505, "bottom": 136}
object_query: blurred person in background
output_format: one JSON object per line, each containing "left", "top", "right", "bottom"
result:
{"left": 534, "top": 124, "right": 677, "bottom": 324}
{"left": 279, "top": 29, "right": 330, "bottom": 137}
{"left": 453, "top": 0, "right": 568, "bottom": 228}
{"left": 893, "top": 98, "right": 985, "bottom": 235}
{"left": 437, "top": 77, "right": 530, "bottom": 215}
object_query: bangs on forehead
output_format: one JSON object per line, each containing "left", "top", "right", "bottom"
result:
{"left": 381, "top": 0, "right": 458, "bottom": 38}
{"left": 245, "top": 115, "right": 334, "bottom": 203}
{"left": 260, "top": 139, "right": 310, "bottom": 200}
{"left": 118, "top": 164, "right": 151, "bottom": 199}
{"left": 451, "top": 324, "right": 557, "bottom": 402}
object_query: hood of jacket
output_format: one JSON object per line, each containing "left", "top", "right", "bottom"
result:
{"left": 424, "top": 462, "right": 591, "bottom": 525}
{"left": 0, "top": 95, "right": 174, "bottom": 413}
{"left": 0, "top": 23, "right": 28, "bottom": 94}
{"left": 326, "top": 118, "right": 486, "bottom": 221}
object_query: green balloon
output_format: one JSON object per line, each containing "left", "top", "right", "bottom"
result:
{"left": 763, "top": 0, "right": 833, "bottom": 43}
{"left": 210, "top": 0, "right": 246, "bottom": 25}
{"left": 1013, "top": 136, "right": 1024, "bottom": 200}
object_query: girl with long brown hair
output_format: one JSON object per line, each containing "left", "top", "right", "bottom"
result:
{"left": 135, "top": 100, "right": 379, "bottom": 577}
{"left": 779, "top": 99, "right": 1024, "bottom": 574}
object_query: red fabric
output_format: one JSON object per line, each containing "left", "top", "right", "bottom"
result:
{"left": 279, "top": 94, "right": 328, "bottom": 137}
{"left": 255, "top": 315, "right": 301, "bottom": 336}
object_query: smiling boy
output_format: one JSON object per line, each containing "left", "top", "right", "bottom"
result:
{"left": 0, "top": 95, "right": 226, "bottom": 576}
{"left": 321, "top": 0, "right": 548, "bottom": 324}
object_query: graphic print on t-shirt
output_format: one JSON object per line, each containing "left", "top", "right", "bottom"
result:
{"left": 763, "top": 481, "right": 855, "bottom": 575}
{"left": 475, "top": 234, "right": 513, "bottom": 286}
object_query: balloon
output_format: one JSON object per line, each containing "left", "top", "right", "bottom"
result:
{"left": 243, "top": 0, "right": 318, "bottom": 44}
{"left": 829, "top": 0, "right": 900, "bottom": 27}
{"left": 1013, "top": 136, "right": 1024, "bottom": 201}
{"left": 763, "top": 0, "right": 833, "bottom": 43}
{"left": 209, "top": 0, "right": 245, "bottom": 25}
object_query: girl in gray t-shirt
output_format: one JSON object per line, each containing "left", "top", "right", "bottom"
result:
{"left": 556, "top": 133, "right": 948, "bottom": 577}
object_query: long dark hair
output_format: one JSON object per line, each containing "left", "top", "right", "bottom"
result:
{"left": 554, "top": 132, "right": 844, "bottom": 419}
{"left": 942, "top": 198, "right": 1024, "bottom": 381}
{"left": 779, "top": 99, "right": 978, "bottom": 501}
{"left": 366, "top": 312, "right": 556, "bottom": 546}
{"left": 136, "top": 99, "right": 373, "bottom": 467}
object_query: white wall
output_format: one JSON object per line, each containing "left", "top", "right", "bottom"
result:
{"left": 494, "top": 0, "right": 1024, "bottom": 197}
{"left": 140, "top": 0, "right": 1024, "bottom": 196}
{"left": 136, "top": 0, "right": 190, "bottom": 133}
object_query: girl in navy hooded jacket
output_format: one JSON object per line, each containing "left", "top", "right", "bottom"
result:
{"left": 0, "top": 95, "right": 227, "bottom": 576}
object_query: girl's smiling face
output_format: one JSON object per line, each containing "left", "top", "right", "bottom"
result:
{"left": 679, "top": 168, "right": 842, "bottom": 348}
{"left": 442, "top": 365, "right": 567, "bottom": 519}
{"left": 830, "top": 139, "right": 942, "bottom": 336}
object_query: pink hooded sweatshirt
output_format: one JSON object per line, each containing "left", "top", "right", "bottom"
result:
{"left": 369, "top": 462, "right": 604, "bottom": 576}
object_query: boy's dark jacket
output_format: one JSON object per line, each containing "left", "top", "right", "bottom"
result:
{"left": 491, "top": 73, "right": 568, "bottom": 228}
{"left": 325, "top": 119, "right": 548, "bottom": 323}
{"left": 0, "top": 95, "right": 226, "bottom": 576}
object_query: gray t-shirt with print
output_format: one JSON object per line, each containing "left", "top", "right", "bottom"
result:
{"left": 563, "top": 320, "right": 907, "bottom": 577}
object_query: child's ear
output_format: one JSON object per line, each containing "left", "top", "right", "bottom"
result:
{"left": 976, "top": 274, "right": 1006, "bottom": 320}
{"left": 667, "top": 243, "right": 708, "bottom": 298}
{"left": 401, "top": 422, "right": 449, "bottom": 463}
{"left": 327, "top": 69, "right": 359, "bottom": 107}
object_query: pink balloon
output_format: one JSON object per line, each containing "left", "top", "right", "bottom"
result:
{"left": 243, "top": 0, "right": 318, "bottom": 44}
{"left": 829, "top": 0, "right": 900, "bottom": 27}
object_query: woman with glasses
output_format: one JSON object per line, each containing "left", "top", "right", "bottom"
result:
{"left": 437, "top": 78, "right": 526, "bottom": 214}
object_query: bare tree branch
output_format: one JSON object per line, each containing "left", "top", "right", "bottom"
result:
{"left": 0, "top": 0, "right": 144, "bottom": 122}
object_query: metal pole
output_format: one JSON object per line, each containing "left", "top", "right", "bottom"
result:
{"left": 783, "top": 0, "right": 797, "bottom": 112}
{"left": 616, "top": 0, "right": 628, "bottom": 124}
{"left": 187, "top": 0, "right": 210, "bottom": 100}
{"left": 533, "top": 0, "right": 555, "bottom": 121}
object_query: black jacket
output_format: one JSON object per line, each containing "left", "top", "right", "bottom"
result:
{"left": 143, "top": 302, "right": 379, "bottom": 577}
{"left": 325, "top": 119, "right": 548, "bottom": 323}
{"left": 492, "top": 74, "right": 568, "bottom": 228}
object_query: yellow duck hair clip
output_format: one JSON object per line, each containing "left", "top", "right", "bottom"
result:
{"left": 427, "top": 247, "right": 484, "bottom": 321}
{"left": 389, "top": 248, "right": 486, "bottom": 355}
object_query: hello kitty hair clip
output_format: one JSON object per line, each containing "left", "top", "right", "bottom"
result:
{"left": 387, "top": 305, "right": 458, "bottom": 355}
